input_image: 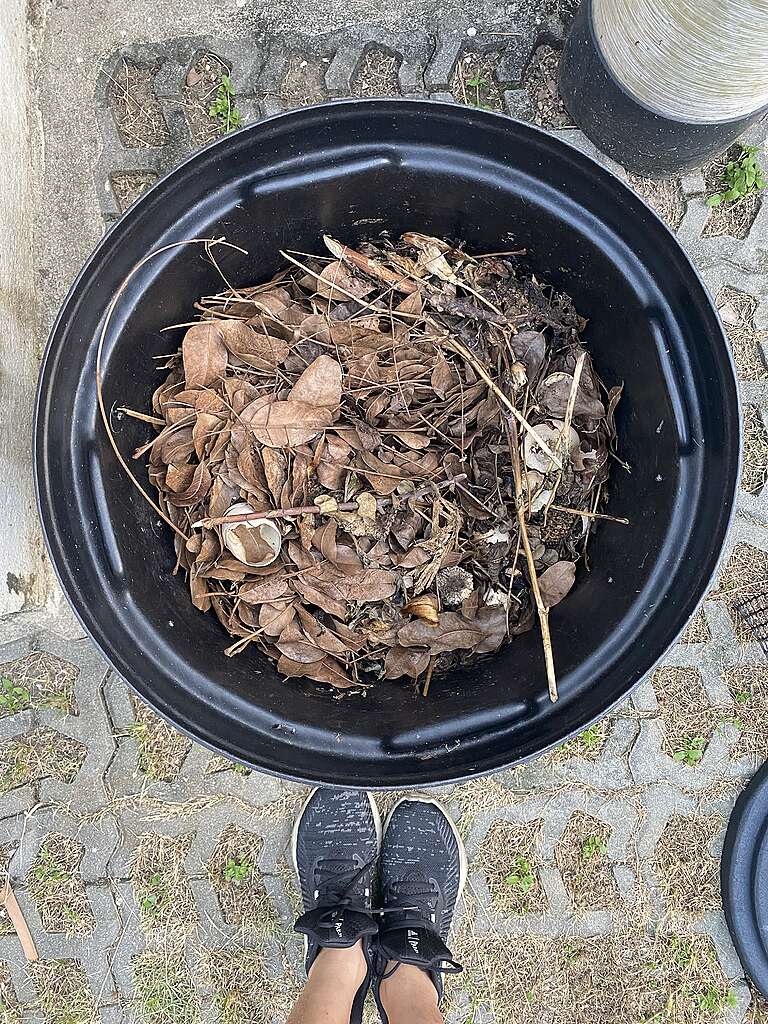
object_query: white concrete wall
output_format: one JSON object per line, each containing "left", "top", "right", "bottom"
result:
{"left": 0, "top": 1, "right": 49, "bottom": 613}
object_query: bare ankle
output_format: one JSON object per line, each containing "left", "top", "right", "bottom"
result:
{"left": 380, "top": 962, "right": 441, "bottom": 1023}
{"left": 310, "top": 942, "right": 367, "bottom": 989}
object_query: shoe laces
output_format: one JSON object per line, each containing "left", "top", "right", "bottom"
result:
{"left": 313, "top": 857, "right": 375, "bottom": 924}
{"left": 379, "top": 870, "right": 439, "bottom": 924}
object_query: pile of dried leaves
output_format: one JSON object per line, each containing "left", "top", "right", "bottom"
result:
{"left": 131, "top": 232, "right": 623, "bottom": 699}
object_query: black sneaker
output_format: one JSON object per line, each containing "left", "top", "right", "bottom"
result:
{"left": 373, "top": 797, "right": 466, "bottom": 1022}
{"left": 292, "top": 788, "right": 381, "bottom": 1023}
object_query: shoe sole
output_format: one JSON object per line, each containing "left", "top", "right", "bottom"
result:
{"left": 291, "top": 788, "right": 383, "bottom": 962}
{"left": 383, "top": 795, "right": 468, "bottom": 915}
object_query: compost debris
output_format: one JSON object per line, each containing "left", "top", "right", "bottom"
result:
{"left": 131, "top": 232, "right": 624, "bottom": 700}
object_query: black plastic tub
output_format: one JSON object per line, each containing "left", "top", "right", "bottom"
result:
{"left": 35, "top": 100, "right": 740, "bottom": 788}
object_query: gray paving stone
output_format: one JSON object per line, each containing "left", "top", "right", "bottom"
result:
{"left": 109, "top": 882, "right": 146, "bottom": 1001}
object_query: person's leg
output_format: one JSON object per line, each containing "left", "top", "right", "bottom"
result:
{"left": 287, "top": 789, "right": 381, "bottom": 1024}
{"left": 378, "top": 962, "right": 443, "bottom": 1024}
{"left": 286, "top": 944, "right": 368, "bottom": 1024}
{"left": 372, "top": 797, "right": 466, "bottom": 1024}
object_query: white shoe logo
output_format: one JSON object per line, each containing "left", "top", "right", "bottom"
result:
{"left": 335, "top": 920, "right": 344, "bottom": 938}
{"left": 407, "top": 929, "right": 420, "bottom": 955}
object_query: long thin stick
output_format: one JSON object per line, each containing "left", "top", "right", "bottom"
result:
{"left": 550, "top": 503, "right": 629, "bottom": 525}
{"left": 96, "top": 237, "right": 246, "bottom": 542}
{"left": 506, "top": 418, "right": 558, "bottom": 702}
{"left": 559, "top": 351, "right": 587, "bottom": 449}
{"left": 445, "top": 338, "right": 563, "bottom": 470}
{"left": 195, "top": 474, "right": 470, "bottom": 528}
{"left": 196, "top": 503, "right": 358, "bottom": 527}
{"left": 117, "top": 407, "right": 165, "bottom": 426}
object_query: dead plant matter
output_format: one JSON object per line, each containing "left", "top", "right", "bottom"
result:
{"left": 135, "top": 232, "right": 623, "bottom": 699}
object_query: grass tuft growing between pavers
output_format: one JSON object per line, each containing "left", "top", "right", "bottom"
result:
{"left": 0, "top": 730, "right": 86, "bottom": 793}
{"left": 477, "top": 819, "right": 545, "bottom": 916}
{"left": 128, "top": 696, "right": 191, "bottom": 782}
{"left": 652, "top": 668, "right": 721, "bottom": 767}
{"left": 131, "top": 833, "right": 197, "bottom": 939}
{"left": 207, "top": 825, "right": 277, "bottom": 931}
{"left": 652, "top": 815, "right": 722, "bottom": 919}
{"left": 29, "top": 835, "right": 94, "bottom": 934}
{"left": 449, "top": 917, "right": 736, "bottom": 1024}
{"left": 133, "top": 952, "right": 199, "bottom": 1024}
{"left": 0, "top": 652, "right": 77, "bottom": 717}
{"left": 554, "top": 812, "right": 618, "bottom": 912}
{"left": 204, "top": 947, "right": 300, "bottom": 1024}
{"left": 30, "top": 960, "right": 99, "bottom": 1024}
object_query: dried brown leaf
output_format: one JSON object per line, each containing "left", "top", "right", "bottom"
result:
{"left": 431, "top": 355, "right": 455, "bottom": 399}
{"left": 384, "top": 645, "right": 430, "bottom": 679}
{"left": 392, "top": 430, "right": 431, "bottom": 450}
{"left": 262, "top": 448, "right": 288, "bottom": 503}
{"left": 276, "top": 621, "right": 326, "bottom": 663}
{"left": 288, "top": 355, "right": 342, "bottom": 411}
{"left": 193, "top": 412, "right": 221, "bottom": 459}
{"left": 218, "top": 319, "right": 289, "bottom": 370}
{"left": 538, "top": 560, "right": 576, "bottom": 608}
{"left": 246, "top": 400, "right": 333, "bottom": 448}
{"left": 539, "top": 372, "right": 606, "bottom": 420}
{"left": 510, "top": 331, "right": 546, "bottom": 382}
{"left": 258, "top": 600, "right": 296, "bottom": 636}
{"left": 189, "top": 574, "right": 211, "bottom": 612}
{"left": 316, "top": 261, "right": 374, "bottom": 301}
{"left": 168, "top": 461, "right": 211, "bottom": 507}
{"left": 276, "top": 654, "right": 354, "bottom": 688}
{"left": 182, "top": 322, "right": 227, "bottom": 388}
{"left": 318, "top": 565, "right": 397, "bottom": 603}
{"left": 165, "top": 463, "right": 196, "bottom": 493}
{"left": 395, "top": 290, "right": 424, "bottom": 317}
{"left": 397, "top": 610, "right": 500, "bottom": 655}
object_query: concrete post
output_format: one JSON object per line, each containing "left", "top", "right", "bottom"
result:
{"left": 0, "top": 1, "right": 50, "bottom": 612}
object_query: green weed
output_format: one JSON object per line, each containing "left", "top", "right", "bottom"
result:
{"left": 577, "top": 724, "right": 603, "bottom": 751}
{"left": 466, "top": 74, "right": 490, "bottom": 108}
{"left": 504, "top": 856, "right": 535, "bottom": 894}
{"left": 140, "top": 873, "right": 169, "bottom": 920}
{"left": 708, "top": 144, "right": 766, "bottom": 206}
{"left": 223, "top": 857, "right": 253, "bottom": 885}
{"left": 209, "top": 76, "right": 243, "bottom": 134}
{"left": 580, "top": 835, "right": 607, "bottom": 860}
{"left": 697, "top": 986, "right": 736, "bottom": 1013}
{"left": 0, "top": 679, "right": 30, "bottom": 715}
{"left": 673, "top": 736, "right": 706, "bottom": 766}
{"left": 33, "top": 849, "right": 68, "bottom": 889}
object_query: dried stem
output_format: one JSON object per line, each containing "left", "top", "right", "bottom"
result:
{"left": 560, "top": 351, "right": 587, "bottom": 449}
{"left": 550, "top": 503, "right": 629, "bottom": 525}
{"left": 194, "top": 474, "right": 471, "bottom": 528}
{"left": 196, "top": 503, "right": 359, "bottom": 528}
{"left": 96, "top": 237, "right": 247, "bottom": 541}
{"left": 323, "top": 235, "right": 419, "bottom": 295}
{"left": 1, "top": 883, "right": 38, "bottom": 962}
{"left": 422, "top": 656, "right": 436, "bottom": 698}
{"left": 506, "top": 418, "right": 558, "bottom": 702}
{"left": 117, "top": 407, "right": 165, "bottom": 426}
